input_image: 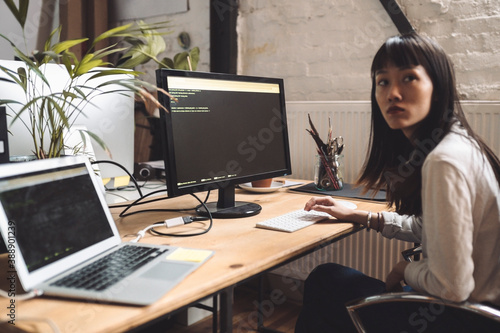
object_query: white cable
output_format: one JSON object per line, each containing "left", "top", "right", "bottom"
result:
{"left": 1, "top": 289, "right": 58, "bottom": 331}
{"left": 0, "top": 288, "right": 43, "bottom": 300}
{"left": 130, "top": 223, "right": 164, "bottom": 243}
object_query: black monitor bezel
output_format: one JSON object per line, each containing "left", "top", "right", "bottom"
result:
{"left": 156, "top": 69, "right": 292, "bottom": 199}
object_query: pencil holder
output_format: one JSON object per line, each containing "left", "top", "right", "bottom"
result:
{"left": 314, "top": 154, "right": 344, "bottom": 191}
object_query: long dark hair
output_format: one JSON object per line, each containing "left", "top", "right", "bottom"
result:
{"left": 356, "top": 33, "right": 500, "bottom": 216}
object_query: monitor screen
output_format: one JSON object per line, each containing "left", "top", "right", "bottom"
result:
{"left": 156, "top": 69, "right": 292, "bottom": 218}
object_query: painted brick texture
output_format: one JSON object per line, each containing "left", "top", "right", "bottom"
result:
{"left": 237, "top": 0, "right": 500, "bottom": 101}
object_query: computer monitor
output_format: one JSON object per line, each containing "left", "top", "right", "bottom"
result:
{"left": 156, "top": 69, "right": 292, "bottom": 218}
{"left": 0, "top": 60, "right": 134, "bottom": 179}
{"left": 0, "top": 106, "right": 8, "bottom": 164}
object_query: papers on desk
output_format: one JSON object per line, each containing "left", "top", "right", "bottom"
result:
{"left": 167, "top": 248, "right": 214, "bottom": 263}
{"left": 282, "top": 180, "right": 304, "bottom": 187}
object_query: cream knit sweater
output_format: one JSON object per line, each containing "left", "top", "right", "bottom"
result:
{"left": 381, "top": 125, "right": 500, "bottom": 306}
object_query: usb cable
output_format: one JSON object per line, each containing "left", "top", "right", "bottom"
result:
{"left": 130, "top": 216, "right": 209, "bottom": 242}
{"left": 165, "top": 216, "right": 209, "bottom": 228}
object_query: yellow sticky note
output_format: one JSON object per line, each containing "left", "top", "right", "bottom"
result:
{"left": 167, "top": 248, "right": 213, "bottom": 263}
{"left": 102, "top": 178, "right": 111, "bottom": 186}
{"left": 113, "top": 175, "right": 130, "bottom": 188}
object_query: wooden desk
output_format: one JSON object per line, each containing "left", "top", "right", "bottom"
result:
{"left": 0, "top": 182, "right": 386, "bottom": 332}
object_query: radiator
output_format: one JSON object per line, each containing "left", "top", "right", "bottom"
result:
{"left": 278, "top": 100, "right": 500, "bottom": 281}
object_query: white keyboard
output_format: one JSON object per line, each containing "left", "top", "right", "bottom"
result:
{"left": 256, "top": 210, "right": 331, "bottom": 233}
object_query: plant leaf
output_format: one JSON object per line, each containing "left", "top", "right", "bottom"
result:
{"left": 159, "top": 57, "right": 174, "bottom": 69}
{"left": 87, "top": 69, "right": 138, "bottom": 81}
{"left": 92, "top": 23, "right": 133, "bottom": 45}
{"left": 18, "top": 0, "right": 29, "bottom": 27}
{"left": 17, "top": 67, "right": 27, "bottom": 90}
{"left": 47, "top": 98, "right": 70, "bottom": 129}
{"left": 45, "top": 26, "right": 62, "bottom": 51}
{"left": 10, "top": 47, "right": 51, "bottom": 87}
{"left": 51, "top": 38, "right": 88, "bottom": 54}
{"left": 116, "top": 52, "right": 151, "bottom": 69}
{"left": 115, "top": 20, "right": 168, "bottom": 69}
{"left": 93, "top": 45, "right": 126, "bottom": 60}
{"left": 0, "top": 65, "right": 25, "bottom": 88}
{"left": 117, "top": 33, "right": 166, "bottom": 69}
{"left": 81, "top": 129, "right": 112, "bottom": 158}
{"left": 73, "top": 86, "right": 88, "bottom": 100}
{"left": 62, "top": 90, "right": 78, "bottom": 100}
{"left": 39, "top": 50, "right": 60, "bottom": 63}
{"left": 74, "top": 55, "right": 107, "bottom": 76}
{"left": 0, "top": 33, "right": 15, "bottom": 46}
{"left": 173, "top": 48, "right": 200, "bottom": 70}
{"left": 3, "top": 0, "right": 28, "bottom": 28}
{"left": 0, "top": 99, "right": 22, "bottom": 106}
{"left": 61, "top": 52, "right": 74, "bottom": 75}
{"left": 188, "top": 47, "right": 200, "bottom": 70}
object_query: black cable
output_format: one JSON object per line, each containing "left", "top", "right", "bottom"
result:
{"left": 149, "top": 193, "right": 213, "bottom": 237}
{"left": 90, "top": 160, "right": 171, "bottom": 212}
{"left": 91, "top": 160, "right": 144, "bottom": 197}
{"left": 111, "top": 188, "right": 169, "bottom": 210}
{"left": 116, "top": 189, "right": 211, "bottom": 218}
{"left": 118, "top": 188, "right": 171, "bottom": 217}
{"left": 91, "top": 161, "right": 214, "bottom": 237}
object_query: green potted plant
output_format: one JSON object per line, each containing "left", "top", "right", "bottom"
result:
{"left": 116, "top": 20, "right": 200, "bottom": 71}
{"left": 0, "top": 0, "right": 185, "bottom": 160}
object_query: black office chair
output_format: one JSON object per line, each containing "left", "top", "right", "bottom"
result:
{"left": 345, "top": 246, "right": 500, "bottom": 332}
{"left": 346, "top": 292, "right": 500, "bottom": 333}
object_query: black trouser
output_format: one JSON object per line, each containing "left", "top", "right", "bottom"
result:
{"left": 295, "top": 263, "right": 489, "bottom": 333}
{"left": 295, "top": 263, "right": 385, "bottom": 332}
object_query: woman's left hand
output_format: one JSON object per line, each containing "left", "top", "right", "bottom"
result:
{"left": 386, "top": 260, "right": 410, "bottom": 292}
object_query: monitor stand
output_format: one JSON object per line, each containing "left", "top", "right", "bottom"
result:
{"left": 196, "top": 185, "right": 261, "bottom": 218}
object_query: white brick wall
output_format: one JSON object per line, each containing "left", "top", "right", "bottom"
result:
{"left": 119, "top": 0, "right": 211, "bottom": 84}
{"left": 237, "top": 0, "right": 500, "bottom": 101}
{"left": 399, "top": 0, "right": 500, "bottom": 100}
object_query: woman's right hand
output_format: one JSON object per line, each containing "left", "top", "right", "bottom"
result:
{"left": 304, "top": 196, "right": 375, "bottom": 227}
{"left": 304, "top": 196, "right": 355, "bottom": 221}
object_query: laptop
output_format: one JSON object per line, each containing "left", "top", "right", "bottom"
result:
{"left": 0, "top": 156, "right": 214, "bottom": 306}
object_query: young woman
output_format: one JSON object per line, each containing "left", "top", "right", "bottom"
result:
{"left": 295, "top": 33, "right": 500, "bottom": 332}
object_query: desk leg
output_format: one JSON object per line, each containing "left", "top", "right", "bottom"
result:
{"left": 257, "top": 275, "right": 283, "bottom": 333}
{"left": 212, "top": 294, "right": 218, "bottom": 333}
{"left": 220, "top": 286, "right": 234, "bottom": 333}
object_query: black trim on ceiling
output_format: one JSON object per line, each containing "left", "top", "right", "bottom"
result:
{"left": 379, "top": 0, "right": 415, "bottom": 34}
{"left": 208, "top": 0, "right": 413, "bottom": 74}
{"left": 210, "top": 0, "right": 239, "bottom": 74}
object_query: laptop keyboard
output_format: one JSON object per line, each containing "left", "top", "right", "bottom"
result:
{"left": 51, "top": 245, "right": 168, "bottom": 291}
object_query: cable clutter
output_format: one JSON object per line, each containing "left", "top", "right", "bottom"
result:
{"left": 92, "top": 160, "right": 214, "bottom": 241}
{"left": 124, "top": 192, "right": 214, "bottom": 241}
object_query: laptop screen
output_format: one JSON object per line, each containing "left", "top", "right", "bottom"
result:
{"left": 0, "top": 163, "right": 114, "bottom": 272}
